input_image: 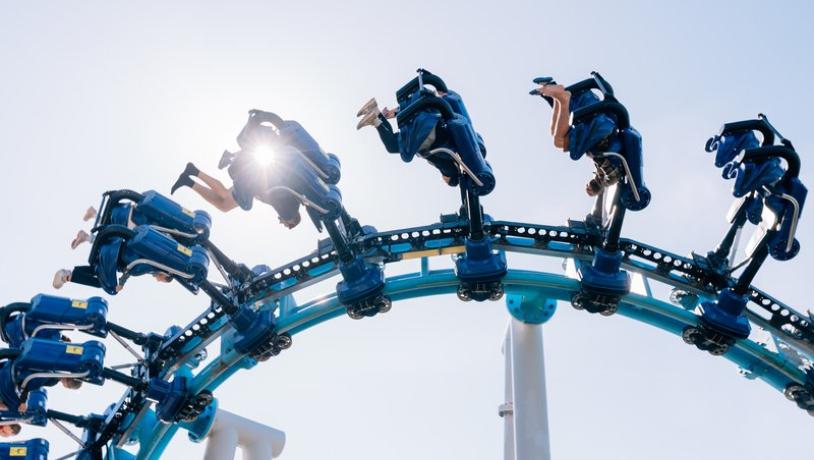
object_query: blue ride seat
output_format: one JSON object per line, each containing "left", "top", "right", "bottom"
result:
{"left": 9, "top": 339, "right": 106, "bottom": 390}
{"left": 567, "top": 85, "right": 651, "bottom": 211}
{"left": 0, "top": 340, "right": 103, "bottom": 410}
{"left": 100, "top": 190, "right": 212, "bottom": 240}
{"left": 708, "top": 130, "right": 761, "bottom": 168}
{"left": 705, "top": 116, "right": 776, "bottom": 168}
{"left": 237, "top": 110, "right": 342, "bottom": 185}
{"left": 689, "top": 121, "right": 805, "bottom": 354}
{"left": 133, "top": 191, "right": 212, "bottom": 238}
{"left": 0, "top": 438, "right": 48, "bottom": 460}
{"left": 394, "top": 77, "right": 496, "bottom": 196}
{"left": 93, "top": 225, "right": 210, "bottom": 295}
{"left": 551, "top": 72, "right": 650, "bottom": 315}
{"left": 732, "top": 145, "right": 806, "bottom": 261}
{"left": 228, "top": 145, "right": 343, "bottom": 231}
{"left": 1, "top": 295, "right": 108, "bottom": 347}
{"left": 764, "top": 176, "right": 807, "bottom": 260}
{"left": 0, "top": 389, "right": 47, "bottom": 428}
{"left": 724, "top": 158, "right": 784, "bottom": 198}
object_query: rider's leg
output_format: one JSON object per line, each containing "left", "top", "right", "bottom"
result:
{"left": 171, "top": 162, "right": 200, "bottom": 194}
{"left": 172, "top": 162, "right": 238, "bottom": 212}
{"left": 375, "top": 115, "right": 400, "bottom": 153}
{"left": 71, "top": 230, "right": 92, "bottom": 249}
{"left": 190, "top": 183, "right": 238, "bottom": 212}
{"left": 195, "top": 169, "right": 232, "bottom": 197}
{"left": 539, "top": 84, "right": 571, "bottom": 150}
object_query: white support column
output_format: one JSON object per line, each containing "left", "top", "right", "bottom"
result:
{"left": 509, "top": 318, "right": 551, "bottom": 460}
{"left": 203, "top": 409, "right": 286, "bottom": 460}
{"left": 501, "top": 328, "right": 516, "bottom": 460}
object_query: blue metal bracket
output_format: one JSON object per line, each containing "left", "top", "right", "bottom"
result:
{"left": 505, "top": 290, "right": 557, "bottom": 324}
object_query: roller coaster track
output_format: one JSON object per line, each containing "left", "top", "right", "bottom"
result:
{"left": 80, "top": 218, "right": 813, "bottom": 459}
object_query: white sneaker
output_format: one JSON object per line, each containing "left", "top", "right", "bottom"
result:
{"left": 71, "top": 230, "right": 92, "bottom": 249}
{"left": 356, "top": 111, "right": 381, "bottom": 130}
{"left": 53, "top": 269, "right": 72, "bottom": 289}
{"left": 356, "top": 97, "right": 379, "bottom": 117}
{"left": 83, "top": 206, "right": 97, "bottom": 221}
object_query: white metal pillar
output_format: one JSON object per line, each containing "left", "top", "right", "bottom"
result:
{"left": 503, "top": 318, "right": 551, "bottom": 460}
{"left": 501, "top": 333, "right": 516, "bottom": 460}
{"left": 203, "top": 409, "right": 286, "bottom": 460}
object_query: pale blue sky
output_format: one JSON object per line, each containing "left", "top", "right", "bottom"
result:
{"left": 0, "top": 1, "right": 812, "bottom": 459}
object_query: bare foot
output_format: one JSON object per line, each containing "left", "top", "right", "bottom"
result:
{"left": 83, "top": 206, "right": 98, "bottom": 221}
{"left": 538, "top": 83, "right": 570, "bottom": 101}
{"left": 53, "top": 269, "right": 72, "bottom": 289}
{"left": 71, "top": 230, "right": 92, "bottom": 249}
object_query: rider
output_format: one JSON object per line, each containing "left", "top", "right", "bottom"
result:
{"left": 533, "top": 80, "right": 626, "bottom": 226}
{"left": 356, "top": 88, "right": 463, "bottom": 186}
{"left": 170, "top": 118, "right": 304, "bottom": 233}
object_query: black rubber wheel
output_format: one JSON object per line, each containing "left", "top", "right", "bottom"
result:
{"left": 276, "top": 334, "right": 293, "bottom": 349}
{"left": 599, "top": 303, "right": 618, "bottom": 316}
{"left": 457, "top": 286, "right": 471, "bottom": 302}
{"left": 378, "top": 296, "right": 392, "bottom": 313}
{"left": 681, "top": 327, "right": 699, "bottom": 345}
{"left": 489, "top": 285, "right": 505, "bottom": 302}
{"left": 571, "top": 292, "right": 586, "bottom": 311}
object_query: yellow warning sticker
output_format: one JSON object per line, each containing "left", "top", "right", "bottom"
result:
{"left": 10, "top": 447, "right": 27, "bottom": 456}
{"left": 182, "top": 207, "right": 195, "bottom": 217}
{"left": 66, "top": 345, "right": 83, "bottom": 355}
{"left": 176, "top": 244, "right": 192, "bottom": 257}
{"left": 71, "top": 299, "right": 88, "bottom": 309}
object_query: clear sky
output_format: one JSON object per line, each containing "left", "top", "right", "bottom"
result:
{"left": 0, "top": 1, "right": 812, "bottom": 459}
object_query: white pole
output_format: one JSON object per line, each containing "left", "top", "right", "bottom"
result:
{"left": 203, "top": 422, "right": 239, "bottom": 460}
{"left": 501, "top": 325, "right": 516, "bottom": 460}
{"left": 510, "top": 318, "right": 551, "bottom": 460}
{"left": 203, "top": 409, "right": 286, "bottom": 460}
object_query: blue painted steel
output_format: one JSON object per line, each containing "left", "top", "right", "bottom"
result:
{"left": 0, "top": 438, "right": 48, "bottom": 459}
{"left": 454, "top": 238, "right": 507, "bottom": 301}
{"left": 11, "top": 339, "right": 106, "bottom": 389}
{"left": 136, "top": 267, "right": 809, "bottom": 459}
{"left": 135, "top": 191, "right": 212, "bottom": 238}
{"left": 235, "top": 110, "right": 342, "bottom": 185}
{"left": 15, "top": 295, "right": 108, "bottom": 342}
{"left": 506, "top": 291, "right": 556, "bottom": 324}
{"left": 336, "top": 258, "right": 385, "bottom": 307}
{"left": 707, "top": 130, "right": 760, "bottom": 168}
{"left": 0, "top": 389, "right": 47, "bottom": 427}
{"left": 767, "top": 177, "right": 807, "bottom": 260}
{"left": 124, "top": 226, "right": 210, "bottom": 282}
{"left": 230, "top": 307, "right": 277, "bottom": 355}
{"left": 147, "top": 376, "right": 191, "bottom": 423}
{"left": 698, "top": 288, "right": 751, "bottom": 339}
{"left": 227, "top": 143, "right": 343, "bottom": 228}
{"left": 392, "top": 71, "right": 495, "bottom": 195}
{"left": 578, "top": 249, "right": 631, "bottom": 298}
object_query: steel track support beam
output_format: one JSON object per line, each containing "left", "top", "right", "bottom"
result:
{"left": 503, "top": 318, "right": 552, "bottom": 460}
